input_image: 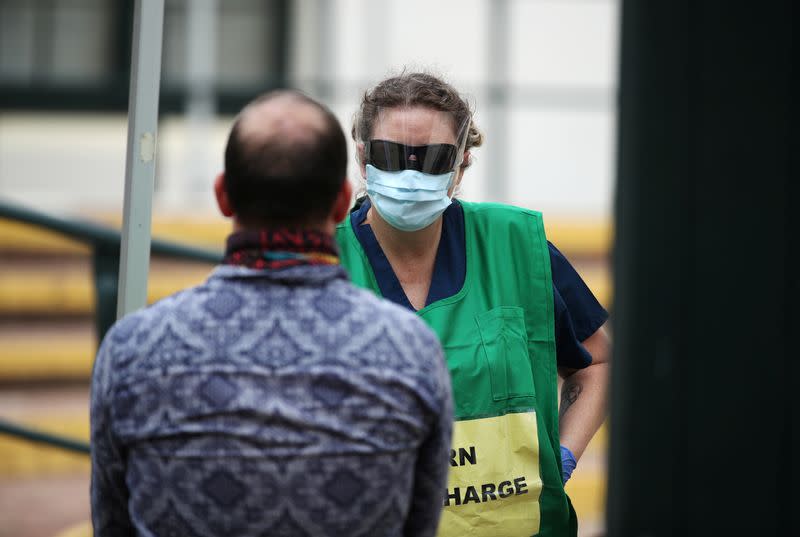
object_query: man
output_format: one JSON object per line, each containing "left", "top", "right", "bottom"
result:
{"left": 90, "top": 90, "right": 453, "bottom": 537}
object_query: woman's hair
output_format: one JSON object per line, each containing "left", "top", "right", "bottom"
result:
{"left": 352, "top": 71, "right": 483, "bottom": 169}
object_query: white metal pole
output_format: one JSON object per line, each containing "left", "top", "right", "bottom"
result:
{"left": 185, "top": 0, "right": 217, "bottom": 205}
{"left": 117, "top": 0, "right": 165, "bottom": 318}
{"left": 487, "top": 0, "right": 510, "bottom": 204}
{"left": 315, "top": 0, "right": 335, "bottom": 99}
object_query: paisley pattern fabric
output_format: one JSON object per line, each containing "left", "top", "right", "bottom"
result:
{"left": 91, "top": 263, "right": 452, "bottom": 537}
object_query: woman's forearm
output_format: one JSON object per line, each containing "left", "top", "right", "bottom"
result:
{"left": 558, "top": 325, "right": 610, "bottom": 461}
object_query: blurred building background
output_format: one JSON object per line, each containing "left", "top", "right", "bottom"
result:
{"left": 0, "top": 1, "right": 617, "bottom": 536}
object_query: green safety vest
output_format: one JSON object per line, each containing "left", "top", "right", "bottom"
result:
{"left": 335, "top": 201, "right": 577, "bottom": 537}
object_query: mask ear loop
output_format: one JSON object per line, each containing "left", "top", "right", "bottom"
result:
{"left": 447, "top": 119, "right": 472, "bottom": 195}
{"left": 452, "top": 119, "right": 470, "bottom": 170}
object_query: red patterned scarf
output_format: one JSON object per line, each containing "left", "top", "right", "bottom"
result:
{"left": 223, "top": 229, "right": 339, "bottom": 270}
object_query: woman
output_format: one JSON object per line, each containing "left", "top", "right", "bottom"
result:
{"left": 335, "top": 72, "right": 610, "bottom": 537}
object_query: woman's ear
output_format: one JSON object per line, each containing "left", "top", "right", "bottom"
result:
{"left": 449, "top": 154, "right": 469, "bottom": 197}
{"left": 461, "top": 150, "right": 471, "bottom": 169}
{"left": 214, "top": 173, "right": 234, "bottom": 217}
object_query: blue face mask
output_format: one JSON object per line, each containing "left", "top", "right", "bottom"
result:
{"left": 365, "top": 164, "right": 454, "bottom": 232}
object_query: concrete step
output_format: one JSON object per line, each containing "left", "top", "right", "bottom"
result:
{"left": 0, "top": 257, "right": 214, "bottom": 317}
{"left": 0, "top": 321, "right": 95, "bottom": 380}
{"left": 0, "top": 386, "right": 90, "bottom": 478}
{"left": 0, "top": 214, "right": 227, "bottom": 254}
{"left": 54, "top": 521, "right": 92, "bottom": 537}
{"left": 0, "top": 474, "right": 90, "bottom": 537}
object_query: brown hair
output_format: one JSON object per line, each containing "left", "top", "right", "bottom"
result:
{"left": 353, "top": 71, "right": 483, "bottom": 169}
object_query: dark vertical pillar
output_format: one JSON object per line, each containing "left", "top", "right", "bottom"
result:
{"left": 608, "top": 1, "right": 797, "bottom": 536}
{"left": 271, "top": 0, "right": 290, "bottom": 86}
{"left": 113, "top": 0, "right": 136, "bottom": 105}
{"left": 92, "top": 244, "right": 121, "bottom": 345}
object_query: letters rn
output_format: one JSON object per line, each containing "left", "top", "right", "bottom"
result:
{"left": 450, "top": 446, "right": 477, "bottom": 467}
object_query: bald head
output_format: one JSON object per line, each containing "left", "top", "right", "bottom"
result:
{"left": 237, "top": 93, "right": 328, "bottom": 164}
{"left": 222, "top": 90, "right": 347, "bottom": 228}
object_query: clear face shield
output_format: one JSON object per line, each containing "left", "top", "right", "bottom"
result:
{"left": 356, "top": 107, "right": 470, "bottom": 232}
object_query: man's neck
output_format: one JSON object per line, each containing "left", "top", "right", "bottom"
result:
{"left": 232, "top": 218, "right": 336, "bottom": 237}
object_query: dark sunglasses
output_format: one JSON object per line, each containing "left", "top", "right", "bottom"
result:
{"left": 366, "top": 140, "right": 458, "bottom": 175}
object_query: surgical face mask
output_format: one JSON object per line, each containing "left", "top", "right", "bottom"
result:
{"left": 366, "top": 164, "right": 454, "bottom": 232}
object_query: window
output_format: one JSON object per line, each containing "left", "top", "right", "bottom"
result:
{"left": 0, "top": 0, "right": 289, "bottom": 113}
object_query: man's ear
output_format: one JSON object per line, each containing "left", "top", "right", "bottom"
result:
{"left": 331, "top": 179, "right": 353, "bottom": 224}
{"left": 214, "top": 173, "right": 234, "bottom": 218}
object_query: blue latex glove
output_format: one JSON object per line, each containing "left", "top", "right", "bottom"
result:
{"left": 561, "top": 445, "right": 577, "bottom": 484}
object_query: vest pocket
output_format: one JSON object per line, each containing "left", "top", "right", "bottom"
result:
{"left": 475, "top": 306, "right": 536, "bottom": 401}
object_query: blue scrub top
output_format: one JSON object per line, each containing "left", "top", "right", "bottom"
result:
{"left": 349, "top": 198, "right": 609, "bottom": 369}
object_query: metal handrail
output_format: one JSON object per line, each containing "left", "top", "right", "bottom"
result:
{"left": 0, "top": 418, "right": 90, "bottom": 455}
{"left": 0, "top": 198, "right": 224, "bottom": 456}
{"left": 0, "top": 198, "right": 222, "bottom": 263}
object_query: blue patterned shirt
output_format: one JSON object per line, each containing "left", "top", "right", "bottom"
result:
{"left": 90, "top": 263, "right": 453, "bottom": 537}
